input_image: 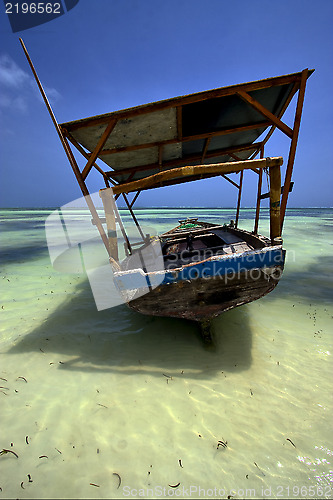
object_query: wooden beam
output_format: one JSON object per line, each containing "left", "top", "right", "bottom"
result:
{"left": 62, "top": 71, "right": 311, "bottom": 132}
{"left": 237, "top": 90, "right": 293, "bottom": 138}
{"left": 261, "top": 81, "right": 299, "bottom": 148}
{"left": 121, "top": 193, "right": 145, "bottom": 240}
{"left": 63, "top": 129, "right": 111, "bottom": 185}
{"left": 111, "top": 157, "right": 283, "bottom": 195}
{"left": 126, "top": 171, "right": 136, "bottom": 183}
{"left": 81, "top": 119, "right": 117, "bottom": 180}
{"left": 249, "top": 145, "right": 262, "bottom": 161}
{"left": 129, "top": 190, "right": 141, "bottom": 208}
{"left": 201, "top": 138, "right": 211, "bottom": 163}
{"left": 259, "top": 182, "right": 294, "bottom": 200}
{"left": 108, "top": 177, "right": 118, "bottom": 187}
{"left": 60, "top": 135, "right": 112, "bottom": 249}
{"left": 98, "top": 120, "right": 270, "bottom": 156}
{"left": 106, "top": 142, "right": 261, "bottom": 179}
{"left": 280, "top": 69, "right": 308, "bottom": 230}
{"left": 143, "top": 171, "right": 221, "bottom": 189}
{"left": 158, "top": 145, "right": 163, "bottom": 168}
{"left": 19, "top": 39, "right": 88, "bottom": 196}
{"left": 221, "top": 174, "right": 240, "bottom": 189}
{"left": 177, "top": 105, "right": 182, "bottom": 140}
{"left": 229, "top": 153, "right": 242, "bottom": 161}
{"left": 269, "top": 163, "right": 282, "bottom": 243}
{"left": 235, "top": 170, "right": 244, "bottom": 228}
{"left": 19, "top": 38, "right": 111, "bottom": 256}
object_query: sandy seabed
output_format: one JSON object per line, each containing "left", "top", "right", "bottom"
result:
{"left": 1, "top": 208, "right": 332, "bottom": 499}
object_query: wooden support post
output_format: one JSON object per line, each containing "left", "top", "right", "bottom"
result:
{"left": 64, "top": 130, "right": 110, "bottom": 187}
{"left": 269, "top": 162, "right": 281, "bottom": 244}
{"left": 19, "top": 38, "right": 111, "bottom": 257}
{"left": 99, "top": 189, "right": 132, "bottom": 256}
{"left": 254, "top": 147, "right": 264, "bottom": 234}
{"left": 99, "top": 189, "right": 118, "bottom": 261}
{"left": 200, "top": 320, "right": 213, "bottom": 343}
{"left": 122, "top": 193, "right": 146, "bottom": 240}
{"left": 280, "top": 69, "right": 308, "bottom": 231}
{"left": 253, "top": 169, "right": 263, "bottom": 234}
{"left": 130, "top": 190, "right": 141, "bottom": 208}
{"left": 235, "top": 170, "right": 244, "bottom": 228}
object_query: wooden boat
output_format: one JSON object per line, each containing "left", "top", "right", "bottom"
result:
{"left": 20, "top": 39, "right": 313, "bottom": 339}
{"left": 121, "top": 217, "right": 285, "bottom": 325}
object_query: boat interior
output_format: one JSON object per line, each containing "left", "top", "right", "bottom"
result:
{"left": 160, "top": 218, "right": 270, "bottom": 270}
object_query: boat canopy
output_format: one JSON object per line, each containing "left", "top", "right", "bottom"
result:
{"left": 60, "top": 69, "right": 313, "bottom": 192}
{"left": 19, "top": 35, "right": 313, "bottom": 256}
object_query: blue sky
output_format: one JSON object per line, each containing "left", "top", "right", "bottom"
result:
{"left": 0, "top": 0, "right": 332, "bottom": 208}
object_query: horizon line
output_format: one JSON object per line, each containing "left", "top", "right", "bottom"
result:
{"left": 1, "top": 206, "right": 332, "bottom": 210}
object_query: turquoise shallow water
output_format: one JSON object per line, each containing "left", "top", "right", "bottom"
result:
{"left": 0, "top": 207, "right": 332, "bottom": 499}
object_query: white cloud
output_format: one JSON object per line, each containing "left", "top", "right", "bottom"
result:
{"left": 0, "top": 54, "right": 30, "bottom": 88}
{"left": 0, "top": 54, "right": 61, "bottom": 113}
{"left": 0, "top": 93, "right": 28, "bottom": 112}
{"left": 30, "top": 81, "right": 61, "bottom": 105}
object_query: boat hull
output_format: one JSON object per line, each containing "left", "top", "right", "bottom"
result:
{"left": 126, "top": 246, "right": 286, "bottom": 321}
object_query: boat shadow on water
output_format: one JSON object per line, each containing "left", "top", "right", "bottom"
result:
{"left": 6, "top": 279, "right": 253, "bottom": 378}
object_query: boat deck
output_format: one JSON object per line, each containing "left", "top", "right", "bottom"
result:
{"left": 161, "top": 228, "right": 255, "bottom": 270}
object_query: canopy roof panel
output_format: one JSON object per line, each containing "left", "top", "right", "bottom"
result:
{"left": 60, "top": 69, "right": 313, "bottom": 187}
